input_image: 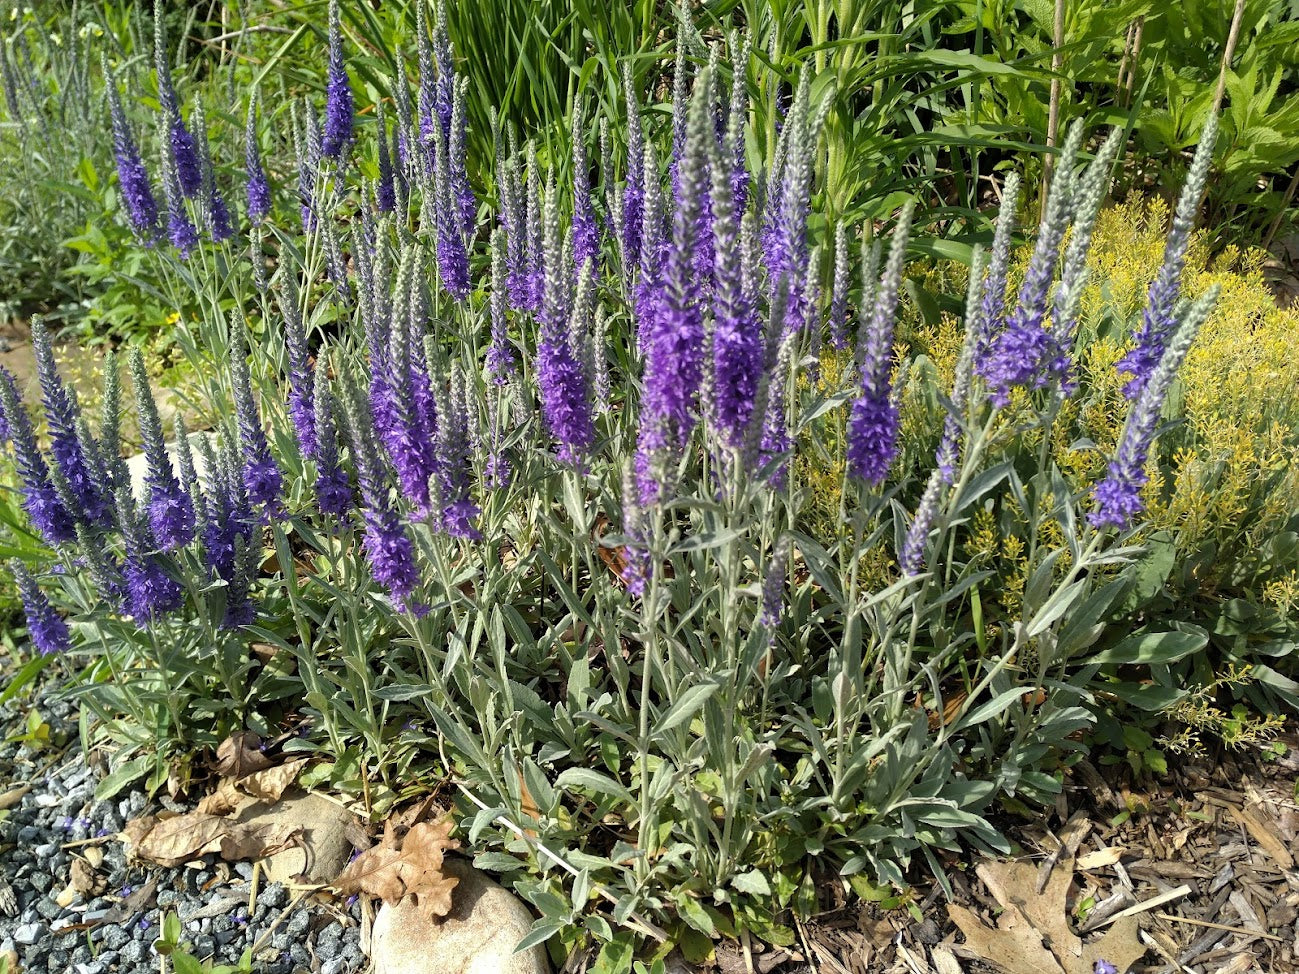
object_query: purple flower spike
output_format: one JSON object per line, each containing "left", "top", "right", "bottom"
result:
{"left": 435, "top": 366, "right": 480, "bottom": 541}
{"left": 106, "top": 64, "right": 159, "bottom": 243}
{"left": 432, "top": 124, "right": 470, "bottom": 301}
{"left": 536, "top": 181, "right": 595, "bottom": 466}
{"left": 487, "top": 228, "right": 516, "bottom": 383}
{"left": 571, "top": 98, "right": 600, "bottom": 270}
{"left": 129, "top": 349, "right": 194, "bottom": 550}
{"left": 197, "top": 435, "right": 256, "bottom": 587}
{"left": 159, "top": 133, "right": 199, "bottom": 257}
{"left": 899, "top": 470, "right": 944, "bottom": 576}
{"left": 1094, "top": 962, "right": 1118, "bottom": 974}
{"left": 707, "top": 146, "right": 763, "bottom": 450}
{"left": 312, "top": 364, "right": 353, "bottom": 518}
{"left": 848, "top": 203, "right": 913, "bottom": 486}
{"left": 245, "top": 97, "right": 271, "bottom": 225}
{"left": 230, "top": 320, "right": 283, "bottom": 517}
{"left": 342, "top": 382, "right": 421, "bottom": 607}
{"left": 0, "top": 366, "right": 76, "bottom": 545}
{"left": 1090, "top": 286, "right": 1219, "bottom": 531}
{"left": 979, "top": 126, "right": 1083, "bottom": 407}
{"left": 32, "top": 320, "right": 110, "bottom": 527}
{"left": 10, "top": 561, "right": 70, "bottom": 655}
{"left": 760, "top": 537, "right": 791, "bottom": 628}
{"left": 635, "top": 71, "right": 712, "bottom": 503}
{"left": 376, "top": 103, "right": 396, "bottom": 214}
{"left": 1117, "top": 117, "right": 1217, "bottom": 401}
{"left": 154, "top": 1, "right": 203, "bottom": 199}
{"left": 321, "top": 0, "right": 353, "bottom": 160}
{"left": 278, "top": 280, "right": 316, "bottom": 458}
{"left": 762, "top": 72, "right": 815, "bottom": 334}
{"left": 620, "top": 65, "right": 645, "bottom": 272}
{"left": 116, "top": 489, "right": 183, "bottom": 623}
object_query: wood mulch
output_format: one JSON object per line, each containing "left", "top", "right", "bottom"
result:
{"left": 711, "top": 730, "right": 1299, "bottom": 974}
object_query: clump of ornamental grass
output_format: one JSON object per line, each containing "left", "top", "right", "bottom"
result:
{"left": 0, "top": 5, "right": 1233, "bottom": 961}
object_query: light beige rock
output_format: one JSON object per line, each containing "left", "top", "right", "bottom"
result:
{"left": 370, "top": 858, "right": 549, "bottom": 974}
{"left": 234, "top": 790, "right": 356, "bottom": 884}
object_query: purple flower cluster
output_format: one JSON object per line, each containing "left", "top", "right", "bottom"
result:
{"left": 311, "top": 363, "right": 353, "bottom": 518}
{"left": 106, "top": 65, "right": 159, "bottom": 243}
{"left": 230, "top": 320, "right": 283, "bottom": 517}
{"left": 1117, "top": 117, "right": 1217, "bottom": 400}
{"left": 0, "top": 352, "right": 75, "bottom": 545}
{"left": 278, "top": 280, "right": 316, "bottom": 458}
{"left": 535, "top": 180, "right": 596, "bottom": 466}
{"left": 129, "top": 348, "right": 194, "bottom": 551}
{"left": 32, "top": 320, "right": 111, "bottom": 528}
{"left": 11, "top": 560, "right": 70, "bottom": 655}
{"left": 848, "top": 203, "right": 913, "bottom": 486}
{"left": 619, "top": 65, "right": 645, "bottom": 273}
{"left": 245, "top": 98, "right": 271, "bottom": 225}
{"left": 342, "top": 382, "right": 421, "bottom": 607}
{"left": 1090, "top": 287, "right": 1220, "bottom": 530}
{"left": 635, "top": 69, "right": 713, "bottom": 503}
{"left": 321, "top": 0, "right": 354, "bottom": 160}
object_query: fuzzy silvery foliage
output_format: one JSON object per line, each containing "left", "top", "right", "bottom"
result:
{"left": 2, "top": 9, "right": 1225, "bottom": 953}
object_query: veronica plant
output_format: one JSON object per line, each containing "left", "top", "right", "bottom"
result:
{"left": 4, "top": 8, "right": 1229, "bottom": 962}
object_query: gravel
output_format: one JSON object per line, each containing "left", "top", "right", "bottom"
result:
{"left": 0, "top": 688, "right": 367, "bottom": 974}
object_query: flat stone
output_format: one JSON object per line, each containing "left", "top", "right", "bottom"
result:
{"left": 370, "top": 859, "right": 549, "bottom": 974}
{"left": 235, "top": 792, "right": 356, "bottom": 884}
{"left": 13, "top": 923, "right": 42, "bottom": 946}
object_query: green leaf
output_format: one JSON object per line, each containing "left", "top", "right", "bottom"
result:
{"left": 554, "top": 767, "right": 633, "bottom": 804}
{"left": 651, "top": 683, "right": 720, "bottom": 740}
{"left": 513, "top": 917, "right": 565, "bottom": 954}
{"left": 170, "top": 953, "right": 206, "bottom": 974}
{"left": 732, "top": 870, "right": 772, "bottom": 896}
{"left": 94, "top": 755, "right": 152, "bottom": 801}
{"left": 1092, "top": 628, "right": 1208, "bottom": 665}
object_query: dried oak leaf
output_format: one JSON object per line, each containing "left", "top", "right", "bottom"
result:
{"left": 124, "top": 808, "right": 300, "bottom": 868}
{"left": 213, "top": 732, "right": 274, "bottom": 778}
{"left": 334, "top": 816, "right": 460, "bottom": 921}
{"left": 950, "top": 859, "right": 1147, "bottom": 974}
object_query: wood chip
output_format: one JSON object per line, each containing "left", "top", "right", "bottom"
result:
{"left": 1230, "top": 806, "right": 1295, "bottom": 870}
{"left": 1076, "top": 847, "right": 1124, "bottom": 870}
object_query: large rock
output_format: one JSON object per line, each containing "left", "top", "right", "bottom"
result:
{"left": 370, "top": 858, "right": 549, "bottom": 974}
{"left": 234, "top": 791, "right": 355, "bottom": 884}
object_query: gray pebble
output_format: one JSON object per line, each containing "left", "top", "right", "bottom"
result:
{"left": 119, "top": 939, "right": 146, "bottom": 964}
{"left": 102, "top": 925, "right": 130, "bottom": 950}
{"left": 13, "top": 923, "right": 42, "bottom": 945}
{"left": 35, "top": 896, "right": 63, "bottom": 920}
{"left": 259, "top": 884, "right": 287, "bottom": 909}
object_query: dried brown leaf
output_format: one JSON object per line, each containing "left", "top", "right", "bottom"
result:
{"left": 238, "top": 758, "right": 309, "bottom": 802}
{"left": 334, "top": 817, "right": 460, "bottom": 921}
{"left": 952, "top": 859, "right": 1147, "bottom": 974}
{"left": 196, "top": 779, "right": 246, "bottom": 817}
{"left": 125, "top": 808, "right": 300, "bottom": 868}
{"left": 213, "top": 732, "right": 274, "bottom": 778}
